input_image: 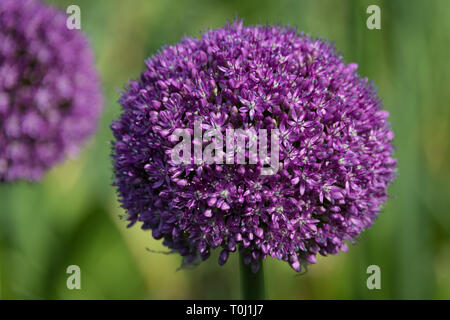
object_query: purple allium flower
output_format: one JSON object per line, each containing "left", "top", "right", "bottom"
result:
{"left": 0, "top": 0, "right": 103, "bottom": 181}
{"left": 112, "top": 21, "right": 396, "bottom": 272}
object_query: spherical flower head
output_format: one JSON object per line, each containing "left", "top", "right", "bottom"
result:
{"left": 112, "top": 20, "right": 396, "bottom": 272}
{"left": 0, "top": 0, "right": 103, "bottom": 181}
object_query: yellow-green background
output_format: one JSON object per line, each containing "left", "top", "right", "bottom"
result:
{"left": 1, "top": 0, "right": 450, "bottom": 299}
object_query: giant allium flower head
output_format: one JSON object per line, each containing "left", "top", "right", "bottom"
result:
{"left": 0, "top": 0, "right": 103, "bottom": 181}
{"left": 112, "top": 20, "right": 396, "bottom": 272}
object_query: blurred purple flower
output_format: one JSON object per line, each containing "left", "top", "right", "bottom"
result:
{"left": 112, "top": 20, "right": 396, "bottom": 272}
{"left": 0, "top": 0, "right": 103, "bottom": 181}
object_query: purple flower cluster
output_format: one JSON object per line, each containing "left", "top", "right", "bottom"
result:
{"left": 0, "top": 0, "right": 102, "bottom": 181}
{"left": 112, "top": 21, "right": 396, "bottom": 272}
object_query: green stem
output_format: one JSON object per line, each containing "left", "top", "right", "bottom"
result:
{"left": 239, "top": 255, "right": 265, "bottom": 300}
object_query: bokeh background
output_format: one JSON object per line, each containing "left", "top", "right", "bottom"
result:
{"left": 1, "top": 0, "right": 450, "bottom": 299}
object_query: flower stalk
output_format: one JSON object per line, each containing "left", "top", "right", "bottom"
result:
{"left": 240, "top": 255, "right": 265, "bottom": 300}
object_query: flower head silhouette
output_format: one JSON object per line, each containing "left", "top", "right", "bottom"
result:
{"left": 112, "top": 21, "right": 396, "bottom": 272}
{"left": 0, "top": 0, "right": 102, "bottom": 181}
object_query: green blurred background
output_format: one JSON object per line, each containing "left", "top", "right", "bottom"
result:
{"left": 1, "top": 0, "right": 450, "bottom": 299}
